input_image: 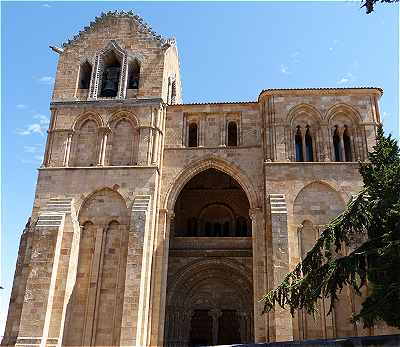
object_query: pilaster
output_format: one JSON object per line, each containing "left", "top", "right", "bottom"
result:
{"left": 269, "top": 194, "right": 293, "bottom": 342}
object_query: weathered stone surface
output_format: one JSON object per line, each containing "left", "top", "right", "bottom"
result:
{"left": 2, "top": 11, "right": 397, "bottom": 347}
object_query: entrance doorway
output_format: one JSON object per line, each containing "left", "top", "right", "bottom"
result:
{"left": 164, "top": 168, "right": 254, "bottom": 346}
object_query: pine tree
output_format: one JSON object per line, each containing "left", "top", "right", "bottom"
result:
{"left": 262, "top": 125, "right": 400, "bottom": 328}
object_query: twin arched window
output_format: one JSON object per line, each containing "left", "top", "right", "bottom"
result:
{"left": 333, "top": 125, "right": 353, "bottom": 162}
{"left": 295, "top": 125, "right": 314, "bottom": 162}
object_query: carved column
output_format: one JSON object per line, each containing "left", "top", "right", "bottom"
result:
{"left": 339, "top": 127, "right": 346, "bottom": 162}
{"left": 63, "top": 132, "right": 73, "bottom": 167}
{"left": 269, "top": 194, "right": 293, "bottom": 341}
{"left": 210, "top": 308, "right": 222, "bottom": 345}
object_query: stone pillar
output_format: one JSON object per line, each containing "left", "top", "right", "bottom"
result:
{"left": 199, "top": 115, "right": 205, "bottom": 147}
{"left": 320, "top": 124, "right": 331, "bottom": 162}
{"left": 249, "top": 208, "right": 268, "bottom": 342}
{"left": 269, "top": 194, "right": 293, "bottom": 341}
{"left": 63, "top": 132, "right": 73, "bottom": 167}
{"left": 148, "top": 209, "right": 174, "bottom": 347}
{"left": 209, "top": 308, "right": 222, "bottom": 345}
{"left": 120, "top": 195, "right": 152, "bottom": 347}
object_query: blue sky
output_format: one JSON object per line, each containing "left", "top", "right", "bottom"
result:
{"left": 1, "top": 1, "right": 399, "bottom": 336}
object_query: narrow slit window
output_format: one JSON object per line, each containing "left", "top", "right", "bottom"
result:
{"left": 78, "top": 61, "right": 92, "bottom": 89}
{"left": 295, "top": 126, "right": 304, "bottom": 162}
{"left": 188, "top": 122, "right": 198, "bottom": 147}
{"left": 333, "top": 126, "right": 341, "bottom": 162}
{"left": 343, "top": 126, "right": 352, "bottom": 162}
{"left": 227, "top": 121, "right": 238, "bottom": 147}
{"left": 128, "top": 60, "right": 140, "bottom": 89}
{"left": 305, "top": 126, "right": 314, "bottom": 162}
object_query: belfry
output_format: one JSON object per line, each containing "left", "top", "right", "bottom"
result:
{"left": 2, "top": 10, "right": 398, "bottom": 347}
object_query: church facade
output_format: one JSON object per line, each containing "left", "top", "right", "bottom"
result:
{"left": 2, "top": 11, "right": 397, "bottom": 347}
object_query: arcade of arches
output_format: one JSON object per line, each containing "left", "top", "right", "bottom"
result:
{"left": 165, "top": 169, "right": 254, "bottom": 346}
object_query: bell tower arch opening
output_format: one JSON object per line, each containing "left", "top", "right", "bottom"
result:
{"left": 164, "top": 168, "right": 254, "bottom": 346}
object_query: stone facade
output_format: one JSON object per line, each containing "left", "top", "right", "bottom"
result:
{"left": 2, "top": 11, "right": 398, "bottom": 347}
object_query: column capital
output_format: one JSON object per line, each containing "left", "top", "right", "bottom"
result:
{"left": 249, "top": 207, "right": 261, "bottom": 221}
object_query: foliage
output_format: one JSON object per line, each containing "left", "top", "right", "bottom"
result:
{"left": 262, "top": 125, "right": 400, "bottom": 328}
{"left": 362, "top": 0, "right": 399, "bottom": 13}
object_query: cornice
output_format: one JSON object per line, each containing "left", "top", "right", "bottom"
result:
{"left": 258, "top": 87, "right": 383, "bottom": 101}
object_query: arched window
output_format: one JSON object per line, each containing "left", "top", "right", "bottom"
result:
{"left": 305, "top": 126, "right": 313, "bottom": 162}
{"left": 343, "top": 126, "right": 352, "bottom": 162}
{"left": 100, "top": 51, "right": 121, "bottom": 97}
{"left": 127, "top": 60, "right": 140, "bottom": 89}
{"left": 78, "top": 61, "right": 92, "bottom": 89}
{"left": 227, "top": 121, "right": 238, "bottom": 147}
{"left": 295, "top": 126, "right": 303, "bottom": 162}
{"left": 236, "top": 217, "right": 248, "bottom": 237}
{"left": 188, "top": 122, "right": 198, "bottom": 147}
{"left": 333, "top": 126, "right": 342, "bottom": 162}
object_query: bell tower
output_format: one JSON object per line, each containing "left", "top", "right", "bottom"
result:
{"left": 2, "top": 11, "right": 181, "bottom": 347}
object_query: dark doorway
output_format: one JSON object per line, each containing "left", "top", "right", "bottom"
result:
{"left": 189, "top": 310, "right": 213, "bottom": 347}
{"left": 218, "top": 310, "right": 241, "bottom": 345}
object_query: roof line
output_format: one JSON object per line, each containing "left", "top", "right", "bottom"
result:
{"left": 258, "top": 87, "right": 383, "bottom": 101}
{"left": 61, "top": 10, "right": 172, "bottom": 49}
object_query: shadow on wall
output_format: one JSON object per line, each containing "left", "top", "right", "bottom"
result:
{"left": 216, "top": 334, "right": 400, "bottom": 347}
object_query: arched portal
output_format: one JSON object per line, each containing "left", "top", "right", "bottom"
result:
{"left": 165, "top": 169, "right": 254, "bottom": 346}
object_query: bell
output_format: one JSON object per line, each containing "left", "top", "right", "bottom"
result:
{"left": 101, "top": 66, "right": 120, "bottom": 97}
{"left": 102, "top": 79, "right": 117, "bottom": 97}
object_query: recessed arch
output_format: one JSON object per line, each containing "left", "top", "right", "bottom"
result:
{"left": 164, "top": 156, "right": 259, "bottom": 212}
{"left": 293, "top": 181, "right": 345, "bottom": 226}
{"left": 72, "top": 111, "right": 104, "bottom": 131}
{"left": 287, "top": 103, "right": 322, "bottom": 126}
{"left": 325, "top": 103, "right": 362, "bottom": 125}
{"left": 76, "top": 187, "right": 129, "bottom": 222}
{"left": 107, "top": 110, "right": 140, "bottom": 128}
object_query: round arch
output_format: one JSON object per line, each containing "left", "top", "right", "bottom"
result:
{"left": 325, "top": 103, "right": 362, "bottom": 125}
{"left": 72, "top": 111, "right": 104, "bottom": 131}
{"left": 163, "top": 156, "right": 259, "bottom": 212}
{"left": 287, "top": 103, "right": 322, "bottom": 126}
{"left": 292, "top": 180, "right": 346, "bottom": 226}
{"left": 107, "top": 109, "right": 140, "bottom": 129}
{"left": 76, "top": 186, "right": 130, "bottom": 221}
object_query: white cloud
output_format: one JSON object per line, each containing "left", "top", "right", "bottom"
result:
{"left": 36, "top": 76, "right": 54, "bottom": 85}
{"left": 337, "top": 72, "right": 354, "bottom": 85}
{"left": 16, "top": 123, "right": 46, "bottom": 136}
{"left": 16, "top": 104, "right": 27, "bottom": 109}
{"left": 42, "top": 3, "right": 51, "bottom": 8}
{"left": 280, "top": 64, "right": 290, "bottom": 75}
{"left": 33, "top": 114, "right": 50, "bottom": 125}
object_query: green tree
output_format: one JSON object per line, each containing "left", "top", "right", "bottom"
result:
{"left": 262, "top": 125, "right": 400, "bottom": 328}
{"left": 362, "top": 0, "right": 399, "bottom": 13}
